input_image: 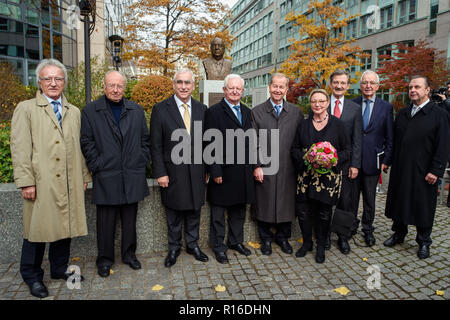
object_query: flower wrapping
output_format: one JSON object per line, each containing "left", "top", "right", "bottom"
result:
{"left": 303, "top": 141, "right": 338, "bottom": 174}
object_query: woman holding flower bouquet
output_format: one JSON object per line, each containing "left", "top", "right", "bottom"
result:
{"left": 291, "top": 89, "right": 351, "bottom": 263}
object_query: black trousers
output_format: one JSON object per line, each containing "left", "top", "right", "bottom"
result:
{"left": 392, "top": 220, "right": 432, "bottom": 246}
{"left": 165, "top": 208, "right": 201, "bottom": 251}
{"left": 210, "top": 204, "right": 246, "bottom": 254}
{"left": 354, "top": 174, "right": 379, "bottom": 234}
{"left": 20, "top": 238, "right": 71, "bottom": 286}
{"left": 335, "top": 172, "right": 358, "bottom": 239}
{"left": 297, "top": 200, "right": 332, "bottom": 247}
{"left": 96, "top": 203, "right": 138, "bottom": 267}
{"left": 257, "top": 220, "right": 291, "bottom": 243}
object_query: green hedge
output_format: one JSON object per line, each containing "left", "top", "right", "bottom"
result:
{"left": 0, "top": 122, "right": 13, "bottom": 183}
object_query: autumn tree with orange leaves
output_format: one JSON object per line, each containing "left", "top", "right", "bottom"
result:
{"left": 376, "top": 39, "right": 449, "bottom": 110}
{"left": 123, "top": 0, "right": 233, "bottom": 78}
{"left": 280, "top": 0, "right": 368, "bottom": 90}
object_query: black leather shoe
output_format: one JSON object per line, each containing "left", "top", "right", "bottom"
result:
{"left": 295, "top": 243, "right": 313, "bottom": 258}
{"left": 325, "top": 234, "right": 331, "bottom": 250}
{"left": 383, "top": 234, "right": 404, "bottom": 247}
{"left": 228, "top": 243, "right": 251, "bottom": 256}
{"left": 337, "top": 237, "right": 350, "bottom": 254}
{"left": 29, "top": 281, "right": 48, "bottom": 298}
{"left": 275, "top": 240, "right": 293, "bottom": 254}
{"left": 51, "top": 270, "right": 85, "bottom": 282}
{"left": 164, "top": 250, "right": 180, "bottom": 267}
{"left": 315, "top": 246, "right": 325, "bottom": 264}
{"left": 98, "top": 266, "right": 111, "bottom": 277}
{"left": 215, "top": 251, "right": 229, "bottom": 264}
{"left": 186, "top": 246, "right": 209, "bottom": 262}
{"left": 417, "top": 244, "right": 430, "bottom": 259}
{"left": 125, "top": 258, "right": 141, "bottom": 270}
{"left": 363, "top": 233, "right": 376, "bottom": 247}
{"left": 260, "top": 240, "right": 272, "bottom": 256}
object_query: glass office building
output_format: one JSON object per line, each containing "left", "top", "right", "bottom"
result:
{"left": 0, "top": 0, "right": 78, "bottom": 85}
{"left": 229, "top": 0, "right": 450, "bottom": 98}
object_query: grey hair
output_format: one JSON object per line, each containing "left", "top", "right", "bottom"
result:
{"left": 224, "top": 74, "right": 244, "bottom": 88}
{"left": 360, "top": 70, "right": 379, "bottom": 83}
{"left": 36, "top": 58, "right": 68, "bottom": 86}
{"left": 330, "top": 69, "right": 350, "bottom": 84}
{"left": 173, "top": 68, "right": 195, "bottom": 83}
{"left": 270, "top": 72, "right": 289, "bottom": 86}
{"left": 103, "top": 70, "right": 127, "bottom": 87}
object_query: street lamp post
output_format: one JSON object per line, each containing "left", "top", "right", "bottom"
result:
{"left": 78, "top": 0, "right": 95, "bottom": 104}
{"left": 108, "top": 35, "right": 124, "bottom": 71}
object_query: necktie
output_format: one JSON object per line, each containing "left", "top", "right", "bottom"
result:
{"left": 334, "top": 100, "right": 341, "bottom": 118}
{"left": 411, "top": 105, "right": 418, "bottom": 117}
{"left": 182, "top": 103, "right": 191, "bottom": 134}
{"left": 233, "top": 105, "right": 242, "bottom": 124}
{"left": 274, "top": 105, "right": 281, "bottom": 116}
{"left": 363, "top": 100, "right": 371, "bottom": 130}
{"left": 51, "top": 101, "right": 62, "bottom": 126}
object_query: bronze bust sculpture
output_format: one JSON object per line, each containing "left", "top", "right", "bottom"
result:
{"left": 203, "top": 37, "right": 232, "bottom": 80}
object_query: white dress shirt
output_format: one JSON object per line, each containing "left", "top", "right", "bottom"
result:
{"left": 174, "top": 94, "right": 192, "bottom": 119}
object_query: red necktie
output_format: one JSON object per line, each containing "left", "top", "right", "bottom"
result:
{"left": 334, "top": 100, "right": 341, "bottom": 118}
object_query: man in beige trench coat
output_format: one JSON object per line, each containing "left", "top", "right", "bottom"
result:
{"left": 10, "top": 59, "right": 91, "bottom": 299}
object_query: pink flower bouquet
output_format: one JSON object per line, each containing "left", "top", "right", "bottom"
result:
{"left": 303, "top": 141, "right": 338, "bottom": 174}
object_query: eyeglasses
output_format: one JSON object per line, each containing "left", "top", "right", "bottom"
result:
{"left": 39, "top": 77, "right": 65, "bottom": 84}
{"left": 361, "top": 81, "right": 378, "bottom": 86}
{"left": 310, "top": 100, "right": 328, "bottom": 105}
{"left": 175, "top": 80, "right": 193, "bottom": 85}
{"left": 105, "top": 84, "right": 125, "bottom": 91}
{"left": 225, "top": 87, "right": 244, "bottom": 92}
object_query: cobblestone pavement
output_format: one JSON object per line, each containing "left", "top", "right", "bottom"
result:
{"left": 0, "top": 193, "right": 448, "bottom": 301}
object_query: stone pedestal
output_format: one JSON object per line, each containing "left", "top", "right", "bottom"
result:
{"left": 199, "top": 80, "right": 224, "bottom": 107}
{"left": 252, "top": 86, "right": 270, "bottom": 108}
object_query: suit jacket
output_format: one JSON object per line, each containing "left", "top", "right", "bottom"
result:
{"left": 204, "top": 98, "right": 255, "bottom": 206}
{"left": 80, "top": 95, "right": 150, "bottom": 205}
{"left": 251, "top": 99, "right": 304, "bottom": 223}
{"left": 150, "top": 95, "right": 207, "bottom": 211}
{"left": 329, "top": 98, "right": 362, "bottom": 170}
{"left": 352, "top": 96, "right": 394, "bottom": 175}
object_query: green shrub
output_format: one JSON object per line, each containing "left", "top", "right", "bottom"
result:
{"left": 0, "top": 122, "right": 13, "bottom": 183}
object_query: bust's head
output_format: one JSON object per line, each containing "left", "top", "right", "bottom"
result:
{"left": 210, "top": 37, "right": 225, "bottom": 61}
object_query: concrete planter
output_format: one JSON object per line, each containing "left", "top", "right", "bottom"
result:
{"left": 0, "top": 180, "right": 301, "bottom": 264}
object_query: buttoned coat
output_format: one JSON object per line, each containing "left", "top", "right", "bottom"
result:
{"left": 204, "top": 99, "right": 255, "bottom": 206}
{"left": 352, "top": 96, "right": 394, "bottom": 175}
{"left": 385, "top": 102, "right": 449, "bottom": 227}
{"left": 251, "top": 99, "right": 304, "bottom": 223}
{"left": 10, "top": 91, "right": 91, "bottom": 242}
{"left": 150, "top": 95, "right": 207, "bottom": 211}
{"left": 80, "top": 95, "right": 150, "bottom": 205}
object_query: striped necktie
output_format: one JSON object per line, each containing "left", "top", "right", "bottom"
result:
{"left": 51, "top": 101, "right": 62, "bottom": 126}
{"left": 182, "top": 103, "right": 191, "bottom": 134}
{"left": 233, "top": 105, "right": 242, "bottom": 124}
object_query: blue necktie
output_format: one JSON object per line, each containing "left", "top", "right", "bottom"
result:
{"left": 274, "top": 105, "right": 281, "bottom": 116}
{"left": 233, "top": 105, "right": 242, "bottom": 124}
{"left": 363, "top": 100, "right": 371, "bottom": 130}
{"left": 52, "top": 101, "right": 62, "bottom": 126}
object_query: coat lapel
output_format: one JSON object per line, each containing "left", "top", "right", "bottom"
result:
{"left": 166, "top": 96, "right": 186, "bottom": 129}
{"left": 36, "top": 91, "right": 63, "bottom": 135}
{"left": 97, "top": 96, "right": 122, "bottom": 143}
{"left": 221, "top": 99, "right": 242, "bottom": 127}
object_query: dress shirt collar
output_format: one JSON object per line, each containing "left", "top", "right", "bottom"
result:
{"left": 174, "top": 94, "right": 191, "bottom": 109}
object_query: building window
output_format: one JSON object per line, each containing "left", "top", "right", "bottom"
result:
{"left": 362, "top": 50, "right": 372, "bottom": 70}
{"left": 346, "top": 19, "right": 356, "bottom": 39}
{"left": 380, "top": 6, "right": 393, "bottom": 30}
{"left": 398, "top": 0, "right": 416, "bottom": 25}
{"left": 429, "top": 1, "right": 438, "bottom": 35}
{"left": 360, "top": 14, "right": 374, "bottom": 36}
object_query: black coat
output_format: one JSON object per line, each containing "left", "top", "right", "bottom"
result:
{"left": 150, "top": 95, "right": 207, "bottom": 211}
{"left": 385, "top": 102, "right": 450, "bottom": 227}
{"left": 80, "top": 96, "right": 150, "bottom": 205}
{"left": 204, "top": 99, "right": 255, "bottom": 206}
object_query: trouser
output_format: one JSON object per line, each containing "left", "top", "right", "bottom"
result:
{"left": 20, "top": 238, "right": 71, "bottom": 286}
{"left": 96, "top": 203, "right": 138, "bottom": 268}
{"left": 335, "top": 172, "right": 358, "bottom": 239}
{"left": 297, "top": 200, "right": 332, "bottom": 247}
{"left": 392, "top": 220, "right": 432, "bottom": 246}
{"left": 354, "top": 174, "right": 379, "bottom": 234}
{"left": 209, "top": 204, "right": 246, "bottom": 254}
{"left": 257, "top": 220, "right": 291, "bottom": 243}
{"left": 165, "top": 207, "right": 201, "bottom": 251}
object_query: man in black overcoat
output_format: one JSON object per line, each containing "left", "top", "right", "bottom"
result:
{"left": 328, "top": 70, "right": 363, "bottom": 254}
{"left": 81, "top": 71, "right": 150, "bottom": 277}
{"left": 150, "top": 68, "right": 209, "bottom": 267}
{"left": 204, "top": 74, "right": 255, "bottom": 264}
{"left": 384, "top": 76, "right": 450, "bottom": 259}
